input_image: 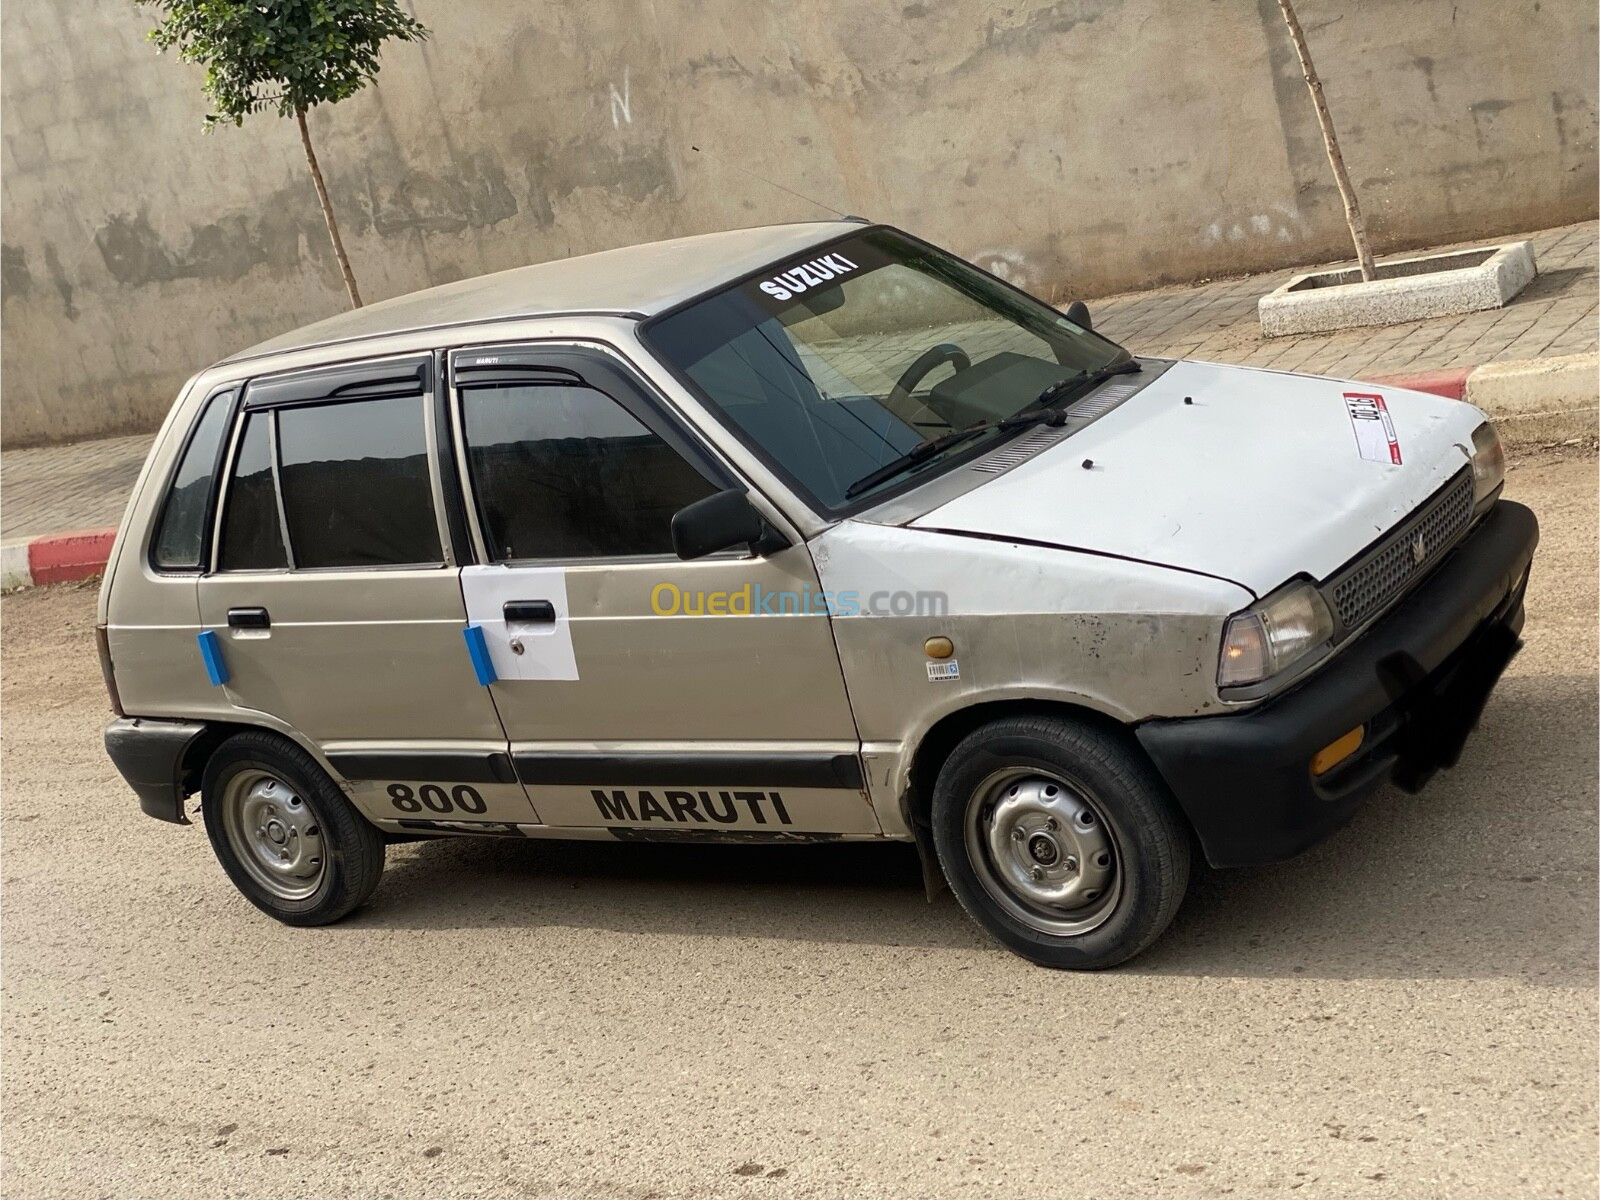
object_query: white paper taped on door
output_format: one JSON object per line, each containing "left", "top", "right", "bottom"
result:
{"left": 461, "top": 565, "right": 579, "bottom": 681}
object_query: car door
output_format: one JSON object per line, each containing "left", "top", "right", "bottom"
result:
{"left": 196, "top": 353, "right": 534, "bottom": 830}
{"left": 447, "top": 343, "right": 877, "bottom": 837}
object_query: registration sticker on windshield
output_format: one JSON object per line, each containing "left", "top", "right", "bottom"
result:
{"left": 1343, "top": 392, "right": 1402, "bottom": 464}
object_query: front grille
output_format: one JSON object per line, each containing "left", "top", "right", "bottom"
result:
{"left": 1327, "top": 471, "right": 1474, "bottom": 632}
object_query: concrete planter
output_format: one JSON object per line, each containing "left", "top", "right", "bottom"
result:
{"left": 1259, "top": 241, "right": 1537, "bottom": 337}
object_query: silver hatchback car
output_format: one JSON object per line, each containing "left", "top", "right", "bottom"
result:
{"left": 101, "top": 220, "right": 1537, "bottom": 967}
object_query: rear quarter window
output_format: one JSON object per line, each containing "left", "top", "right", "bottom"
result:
{"left": 150, "top": 389, "right": 233, "bottom": 570}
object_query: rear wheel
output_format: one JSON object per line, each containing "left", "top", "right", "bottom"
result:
{"left": 930, "top": 714, "right": 1190, "bottom": 968}
{"left": 201, "top": 731, "right": 385, "bottom": 925}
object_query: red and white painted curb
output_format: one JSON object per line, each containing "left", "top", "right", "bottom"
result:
{"left": 1368, "top": 367, "right": 1472, "bottom": 400}
{"left": 1, "top": 356, "right": 1591, "bottom": 593}
{"left": 2, "top": 528, "right": 117, "bottom": 591}
{"left": 1372, "top": 351, "right": 1597, "bottom": 444}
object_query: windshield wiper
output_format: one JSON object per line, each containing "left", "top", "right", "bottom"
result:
{"left": 842, "top": 407, "right": 1071, "bottom": 500}
{"left": 1030, "top": 357, "right": 1142, "bottom": 412}
{"left": 841, "top": 359, "right": 1142, "bottom": 501}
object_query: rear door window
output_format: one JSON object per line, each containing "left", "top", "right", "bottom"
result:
{"left": 213, "top": 356, "right": 446, "bottom": 572}
{"left": 277, "top": 396, "right": 442, "bottom": 569}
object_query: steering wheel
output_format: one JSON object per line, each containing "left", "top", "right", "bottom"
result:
{"left": 888, "top": 343, "right": 972, "bottom": 415}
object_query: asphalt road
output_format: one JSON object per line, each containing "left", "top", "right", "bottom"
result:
{"left": 2, "top": 455, "right": 1595, "bottom": 1200}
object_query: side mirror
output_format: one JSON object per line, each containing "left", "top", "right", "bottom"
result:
{"left": 672, "top": 488, "right": 773, "bottom": 560}
{"left": 1064, "top": 300, "right": 1092, "bottom": 331}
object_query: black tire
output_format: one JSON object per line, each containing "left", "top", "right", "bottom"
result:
{"left": 201, "top": 730, "right": 385, "bottom": 926}
{"left": 930, "top": 714, "right": 1190, "bottom": 969}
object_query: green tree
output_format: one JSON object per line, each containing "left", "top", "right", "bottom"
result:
{"left": 138, "top": 0, "right": 430, "bottom": 308}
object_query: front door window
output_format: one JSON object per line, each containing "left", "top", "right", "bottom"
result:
{"left": 459, "top": 381, "right": 717, "bottom": 563}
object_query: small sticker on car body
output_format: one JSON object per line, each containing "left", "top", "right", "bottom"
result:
{"left": 927, "top": 659, "right": 960, "bottom": 682}
{"left": 1343, "top": 392, "right": 1402, "bottom": 464}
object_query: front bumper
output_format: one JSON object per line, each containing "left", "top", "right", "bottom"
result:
{"left": 1136, "top": 500, "right": 1539, "bottom": 868}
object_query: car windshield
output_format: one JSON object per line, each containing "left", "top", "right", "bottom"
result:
{"left": 644, "top": 228, "right": 1129, "bottom": 512}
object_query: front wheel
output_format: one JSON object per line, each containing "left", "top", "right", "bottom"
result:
{"left": 201, "top": 731, "right": 386, "bottom": 926}
{"left": 930, "top": 714, "right": 1190, "bottom": 969}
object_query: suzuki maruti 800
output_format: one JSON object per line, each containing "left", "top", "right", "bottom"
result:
{"left": 101, "top": 221, "right": 1537, "bottom": 967}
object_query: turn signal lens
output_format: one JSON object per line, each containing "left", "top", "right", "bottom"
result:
{"left": 1219, "top": 612, "right": 1271, "bottom": 685}
{"left": 1311, "top": 726, "right": 1365, "bottom": 775}
{"left": 1470, "top": 421, "right": 1505, "bottom": 510}
{"left": 1218, "top": 580, "right": 1335, "bottom": 689}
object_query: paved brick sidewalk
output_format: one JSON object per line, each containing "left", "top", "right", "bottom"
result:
{"left": 1, "top": 221, "right": 1593, "bottom": 543}
{"left": 1089, "top": 221, "right": 1596, "bottom": 378}
{"left": 1, "top": 433, "right": 153, "bottom": 541}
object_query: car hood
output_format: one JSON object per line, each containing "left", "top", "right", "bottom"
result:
{"left": 908, "top": 359, "right": 1484, "bottom": 596}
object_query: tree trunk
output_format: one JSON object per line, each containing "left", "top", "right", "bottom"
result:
{"left": 296, "top": 106, "right": 363, "bottom": 308}
{"left": 1276, "top": 0, "right": 1377, "bottom": 282}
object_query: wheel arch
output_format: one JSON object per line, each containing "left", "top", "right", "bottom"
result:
{"left": 900, "top": 697, "right": 1158, "bottom": 838}
{"left": 176, "top": 719, "right": 336, "bottom": 815}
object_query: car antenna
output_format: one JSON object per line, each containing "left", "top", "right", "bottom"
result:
{"left": 688, "top": 144, "right": 862, "bottom": 221}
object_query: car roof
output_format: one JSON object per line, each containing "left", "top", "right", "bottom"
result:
{"left": 224, "top": 219, "right": 865, "bottom": 364}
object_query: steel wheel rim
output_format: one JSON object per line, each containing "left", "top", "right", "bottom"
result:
{"left": 219, "top": 770, "right": 327, "bottom": 902}
{"left": 964, "top": 766, "right": 1122, "bottom": 937}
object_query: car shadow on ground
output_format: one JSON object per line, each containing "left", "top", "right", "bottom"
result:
{"left": 348, "top": 673, "right": 1595, "bottom": 986}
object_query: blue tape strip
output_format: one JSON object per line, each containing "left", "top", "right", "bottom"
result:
{"left": 462, "top": 624, "right": 497, "bottom": 686}
{"left": 196, "top": 629, "right": 228, "bottom": 687}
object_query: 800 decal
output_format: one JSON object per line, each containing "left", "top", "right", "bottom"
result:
{"left": 386, "top": 783, "right": 488, "bottom": 815}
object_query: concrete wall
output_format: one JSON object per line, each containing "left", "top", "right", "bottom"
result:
{"left": 2, "top": 0, "right": 1594, "bottom": 446}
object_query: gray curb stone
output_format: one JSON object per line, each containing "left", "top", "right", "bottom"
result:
{"left": 1468, "top": 352, "right": 1599, "bottom": 447}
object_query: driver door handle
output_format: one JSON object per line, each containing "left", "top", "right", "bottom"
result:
{"left": 504, "top": 601, "right": 556, "bottom": 623}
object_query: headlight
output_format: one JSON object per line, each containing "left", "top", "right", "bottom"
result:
{"left": 1218, "top": 579, "right": 1335, "bottom": 690}
{"left": 1470, "top": 421, "right": 1505, "bottom": 510}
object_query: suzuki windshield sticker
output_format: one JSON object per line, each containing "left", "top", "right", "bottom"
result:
{"left": 756, "top": 252, "right": 861, "bottom": 302}
{"left": 742, "top": 237, "right": 892, "bottom": 315}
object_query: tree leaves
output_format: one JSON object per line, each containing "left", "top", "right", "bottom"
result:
{"left": 135, "top": 0, "right": 429, "bottom": 128}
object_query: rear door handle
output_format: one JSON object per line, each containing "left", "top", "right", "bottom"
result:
{"left": 503, "top": 600, "right": 556, "bottom": 623}
{"left": 227, "top": 606, "right": 271, "bottom": 630}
